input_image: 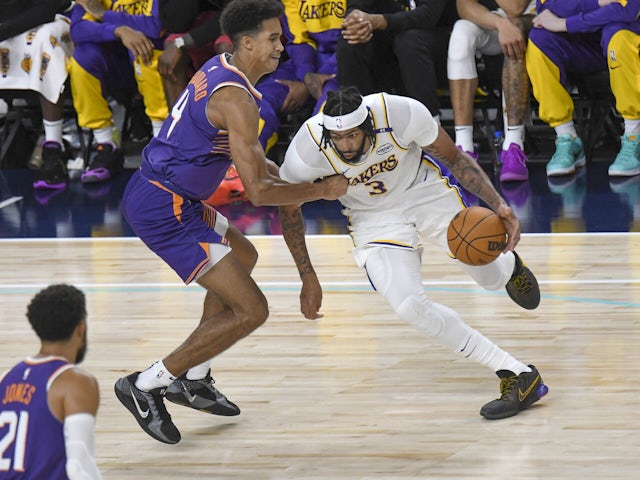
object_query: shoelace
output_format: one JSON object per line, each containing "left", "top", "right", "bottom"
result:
{"left": 181, "top": 377, "right": 226, "bottom": 401}
{"left": 620, "top": 138, "right": 640, "bottom": 158}
{"left": 498, "top": 376, "right": 518, "bottom": 400}
{"left": 555, "top": 137, "right": 579, "bottom": 158}
{"left": 148, "top": 388, "right": 172, "bottom": 420}
{"left": 512, "top": 270, "right": 532, "bottom": 294}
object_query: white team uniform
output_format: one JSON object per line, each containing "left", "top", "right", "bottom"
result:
{"left": 281, "top": 92, "right": 469, "bottom": 268}
{"left": 280, "top": 92, "right": 529, "bottom": 377}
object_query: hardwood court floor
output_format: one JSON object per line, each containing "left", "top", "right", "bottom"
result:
{"left": 1, "top": 234, "right": 639, "bottom": 479}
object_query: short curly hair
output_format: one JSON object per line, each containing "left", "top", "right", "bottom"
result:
{"left": 26, "top": 284, "right": 86, "bottom": 342}
{"left": 221, "top": 0, "right": 284, "bottom": 46}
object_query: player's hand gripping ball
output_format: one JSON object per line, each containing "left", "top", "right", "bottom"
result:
{"left": 447, "top": 206, "right": 507, "bottom": 266}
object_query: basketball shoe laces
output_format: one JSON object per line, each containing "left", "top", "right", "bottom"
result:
{"left": 498, "top": 376, "right": 518, "bottom": 401}
{"left": 511, "top": 262, "right": 533, "bottom": 295}
{"left": 148, "top": 386, "right": 171, "bottom": 421}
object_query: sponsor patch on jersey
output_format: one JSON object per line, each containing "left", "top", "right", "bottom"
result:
{"left": 376, "top": 143, "right": 393, "bottom": 155}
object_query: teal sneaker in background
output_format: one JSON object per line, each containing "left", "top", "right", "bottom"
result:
{"left": 546, "top": 135, "right": 585, "bottom": 177}
{"left": 608, "top": 134, "right": 640, "bottom": 177}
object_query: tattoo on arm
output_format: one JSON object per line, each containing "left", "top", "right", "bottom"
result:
{"left": 279, "top": 206, "right": 315, "bottom": 277}
{"left": 423, "top": 145, "right": 506, "bottom": 211}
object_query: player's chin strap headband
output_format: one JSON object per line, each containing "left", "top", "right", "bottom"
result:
{"left": 322, "top": 102, "right": 369, "bottom": 131}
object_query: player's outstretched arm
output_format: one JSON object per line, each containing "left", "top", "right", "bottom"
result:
{"left": 266, "top": 159, "right": 323, "bottom": 319}
{"left": 209, "top": 87, "right": 348, "bottom": 206}
{"left": 279, "top": 203, "right": 323, "bottom": 319}
{"left": 423, "top": 127, "right": 521, "bottom": 250}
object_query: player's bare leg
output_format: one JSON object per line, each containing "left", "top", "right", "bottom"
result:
{"left": 165, "top": 224, "right": 258, "bottom": 416}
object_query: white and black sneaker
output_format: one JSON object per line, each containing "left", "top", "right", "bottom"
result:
{"left": 114, "top": 372, "right": 181, "bottom": 444}
{"left": 165, "top": 369, "right": 240, "bottom": 416}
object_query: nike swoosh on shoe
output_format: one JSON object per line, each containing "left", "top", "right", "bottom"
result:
{"left": 130, "top": 386, "right": 150, "bottom": 418}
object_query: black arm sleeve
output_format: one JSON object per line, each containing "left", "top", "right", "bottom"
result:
{"left": 0, "top": 0, "right": 70, "bottom": 43}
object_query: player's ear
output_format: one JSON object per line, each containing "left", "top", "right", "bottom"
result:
{"left": 74, "top": 319, "right": 87, "bottom": 342}
{"left": 240, "top": 33, "right": 254, "bottom": 51}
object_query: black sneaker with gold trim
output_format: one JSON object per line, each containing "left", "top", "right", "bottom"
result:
{"left": 506, "top": 252, "right": 540, "bottom": 310}
{"left": 480, "top": 365, "right": 548, "bottom": 420}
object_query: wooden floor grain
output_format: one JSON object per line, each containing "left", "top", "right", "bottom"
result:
{"left": 1, "top": 234, "right": 639, "bottom": 479}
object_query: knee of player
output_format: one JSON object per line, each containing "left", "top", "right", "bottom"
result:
{"left": 509, "top": 15, "right": 533, "bottom": 36}
{"left": 245, "top": 245, "right": 259, "bottom": 272}
{"left": 605, "top": 27, "right": 634, "bottom": 54}
{"left": 395, "top": 294, "right": 445, "bottom": 337}
{"left": 236, "top": 295, "right": 269, "bottom": 332}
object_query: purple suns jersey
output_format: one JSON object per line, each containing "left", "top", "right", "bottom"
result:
{"left": 0, "top": 357, "right": 73, "bottom": 480}
{"left": 141, "top": 53, "right": 263, "bottom": 200}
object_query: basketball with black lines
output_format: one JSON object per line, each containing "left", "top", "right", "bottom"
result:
{"left": 447, "top": 206, "right": 507, "bottom": 266}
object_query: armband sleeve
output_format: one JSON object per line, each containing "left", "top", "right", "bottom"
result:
{"left": 64, "top": 413, "right": 102, "bottom": 480}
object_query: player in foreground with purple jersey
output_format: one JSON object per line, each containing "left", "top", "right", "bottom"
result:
{"left": 116, "top": 0, "right": 348, "bottom": 444}
{"left": 0, "top": 284, "right": 102, "bottom": 479}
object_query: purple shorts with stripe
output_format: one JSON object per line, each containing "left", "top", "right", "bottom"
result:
{"left": 122, "top": 169, "right": 229, "bottom": 284}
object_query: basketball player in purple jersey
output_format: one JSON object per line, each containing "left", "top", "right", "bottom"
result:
{"left": 116, "top": 0, "right": 348, "bottom": 444}
{"left": 0, "top": 285, "right": 102, "bottom": 479}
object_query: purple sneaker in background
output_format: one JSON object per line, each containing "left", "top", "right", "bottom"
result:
{"left": 457, "top": 145, "right": 478, "bottom": 162}
{"left": 500, "top": 143, "right": 529, "bottom": 182}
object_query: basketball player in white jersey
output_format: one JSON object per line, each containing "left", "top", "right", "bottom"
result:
{"left": 279, "top": 85, "right": 548, "bottom": 419}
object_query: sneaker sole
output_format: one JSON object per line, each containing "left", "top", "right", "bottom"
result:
{"left": 33, "top": 180, "right": 67, "bottom": 190}
{"left": 480, "top": 383, "right": 549, "bottom": 420}
{"left": 500, "top": 172, "right": 529, "bottom": 182}
{"left": 547, "top": 156, "right": 586, "bottom": 177}
{"left": 81, "top": 172, "right": 112, "bottom": 184}
{"left": 608, "top": 168, "right": 640, "bottom": 177}
{"left": 114, "top": 380, "right": 181, "bottom": 444}
{"left": 165, "top": 391, "right": 241, "bottom": 416}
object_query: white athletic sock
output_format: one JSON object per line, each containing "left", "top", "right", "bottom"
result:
{"left": 135, "top": 360, "right": 177, "bottom": 391}
{"left": 152, "top": 120, "right": 163, "bottom": 137}
{"left": 400, "top": 299, "right": 530, "bottom": 375}
{"left": 43, "top": 119, "right": 64, "bottom": 146}
{"left": 366, "top": 248, "right": 530, "bottom": 377}
{"left": 554, "top": 121, "right": 578, "bottom": 138}
{"left": 504, "top": 125, "right": 525, "bottom": 150}
{"left": 455, "top": 125, "right": 474, "bottom": 152}
{"left": 624, "top": 119, "right": 640, "bottom": 135}
{"left": 93, "top": 126, "right": 116, "bottom": 148}
{"left": 186, "top": 361, "right": 211, "bottom": 380}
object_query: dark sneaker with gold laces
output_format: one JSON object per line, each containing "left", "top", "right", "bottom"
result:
{"left": 480, "top": 365, "right": 548, "bottom": 420}
{"left": 165, "top": 369, "right": 240, "bottom": 416}
{"left": 506, "top": 252, "right": 540, "bottom": 310}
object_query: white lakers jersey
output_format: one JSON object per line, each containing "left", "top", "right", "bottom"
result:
{"left": 280, "top": 93, "right": 440, "bottom": 214}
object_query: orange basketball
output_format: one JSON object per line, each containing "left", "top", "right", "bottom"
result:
{"left": 447, "top": 206, "right": 507, "bottom": 266}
